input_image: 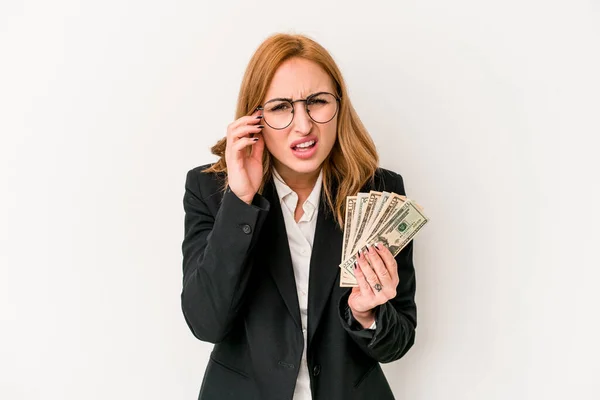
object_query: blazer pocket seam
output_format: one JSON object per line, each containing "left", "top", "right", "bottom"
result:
{"left": 353, "top": 362, "right": 378, "bottom": 389}
{"left": 210, "top": 356, "right": 251, "bottom": 379}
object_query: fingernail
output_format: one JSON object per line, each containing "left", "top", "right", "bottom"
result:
{"left": 374, "top": 243, "right": 379, "bottom": 249}
{"left": 257, "top": 125, "right": 264, "bottom": 129}
{"left": 252, "top": 138, "right": 259, "bottom": 141}
{"left": 255, "top": 115, "right": 263, "bottom": 119}
{"left": 357, "top": 249, "right": 362, "bottom": 256}
{"left": 354, "top": 261, "right": 358, "bottom": 269}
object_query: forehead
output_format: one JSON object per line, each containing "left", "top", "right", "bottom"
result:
{"left": 264, "top": 57, "right": 335, "bottom": 100}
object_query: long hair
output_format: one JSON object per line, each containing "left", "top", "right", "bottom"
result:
{"left": 205, "top": 33, "right": 379, "bottom": 229}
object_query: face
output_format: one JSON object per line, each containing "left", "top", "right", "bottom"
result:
{"left": 260, "top": 57, "right": 338, "bottom": 180}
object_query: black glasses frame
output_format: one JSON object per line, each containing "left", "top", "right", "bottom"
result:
{"left": 258, "top": 91, "right": 341, "bottom": 130}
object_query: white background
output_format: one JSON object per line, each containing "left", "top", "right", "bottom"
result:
{"left": 1, "top": 1, "right": 599, "bottom": 399}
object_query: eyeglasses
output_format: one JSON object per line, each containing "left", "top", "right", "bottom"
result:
{"left": 258, "top": 91, "right": 341, "bottom": 130}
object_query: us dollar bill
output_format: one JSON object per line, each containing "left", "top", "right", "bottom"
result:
{"left": 339, "top": 200, "right": 428, "bottom": 280}
{"left": 340, "top": 193, "right": 405, "bottom": 287}
{"left": 341, "top": 196, "right": 357, "bottom": 262}
{"left": 366, "top": 200, "right": 428, "bottom": 255}
{"left": 340, "top": 270, "right": 358, "bottom": 287}
{"left": 364, "top": 191, "right": 390, "bottom": 236}
{"left": 340, "top": 196, "right": 358, "bottom": 286}
{"left": 349, "top": 191, "right": 381, "bottom": 256}
{"left": 353, "top": 192, "right": 406, "bottom": 255}
{"left": 347, "top": 193, "right": 369, "bottom": 257}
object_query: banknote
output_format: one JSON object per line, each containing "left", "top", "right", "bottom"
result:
{"left": 347, "top": 193, "right": 369, "bottom": 260}
{"left": 366, "top": 200, "right": 428, "bottom": 256}
{"left": 340, "top": 269, "right": 357, "bottom": 287}
{"left": 341, "top": 191, "right": 403, "bottom": 269}
{"left": 364, "top": 191, "right": 390, "bottom": 236}
{"left": 341, "top": 196, "right": 357, "bottom": 263}
{"left": 353, "top": 192, "right": 406, "bottom": 255}
{"left": 348, "top": 191, "right": 381, "bottom": 257}
{"left": 340, "top": 196, "right": 358, "bottom": 286}
{"left": 339, "top": 198, "right": 428, "bottom": 286}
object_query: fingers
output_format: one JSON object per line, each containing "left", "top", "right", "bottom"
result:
{"left": 227, "top": 110, "right": 264, "bottom": 141}
{"left": 225, "top": 110, "right": 264, "bottom": 160}
{"left": 228, "top": 122, "right": 264, "bottom": 143}
{"left": 356, "top": 251, "right": 381, "bottom": 295}
{"left": 354, "top": 246, "right": 398, "bottom": 312}
{"left": 229, "top": 109, "right": 263, "bottom": 129}
{"left": 250, "top": 132, "right": 265, "bottom": 162}
{"left": 230, "top": 136, "right": 261, "bottom": 153}
{"left": 373, "top": 242, "right": 400, "bottom": 285}
{"left": 363, "top": 244, "right": 393, "bottom": 287}
{"left": 353, "top": 258, "right": 374, "bottom": 299}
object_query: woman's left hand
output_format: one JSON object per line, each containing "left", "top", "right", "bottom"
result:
{"left": 347, "top": 243, "right": 399, "bottom": 328}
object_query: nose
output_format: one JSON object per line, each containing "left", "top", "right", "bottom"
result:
{"left": 291, "top": 102, "right": 313, "bottom": 135}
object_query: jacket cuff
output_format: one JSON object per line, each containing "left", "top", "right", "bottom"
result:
{"left": 211, "top": 188, "right": 270, "bottom": 254}
{"left": 224, "top": 186, "right": 270, "bottom": 212}
{"left": 338, "top": 291, "right": 377, "bottom": 341}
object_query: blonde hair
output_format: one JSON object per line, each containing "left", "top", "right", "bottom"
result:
{"left": 205, "top": 33, "right": 379, "bottom": 229}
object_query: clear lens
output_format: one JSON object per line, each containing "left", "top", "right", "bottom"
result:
{"left": 306, "top": 93, "right": 337, "bottom": 123}
{"left": 263, "top": 93, "right": 339, "bottom": 129}
{"left": 263, "top": 100, "right": 294, "bottom": 129}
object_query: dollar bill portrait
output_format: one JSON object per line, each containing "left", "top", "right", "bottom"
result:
{"left": 181, "top": 33, "right": 418, "bottom": 400}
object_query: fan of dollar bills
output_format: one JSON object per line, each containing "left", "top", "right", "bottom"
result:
{"left": 339, "top": 191, "right": 429, "bottom": 287}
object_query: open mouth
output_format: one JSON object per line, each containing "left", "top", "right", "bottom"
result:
{"left": 292, "top": 140, "right": 316, "bottom": 151}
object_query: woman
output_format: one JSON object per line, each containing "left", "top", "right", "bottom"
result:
{"left": 181, "top": 33, "right": 417, "bottom": 400}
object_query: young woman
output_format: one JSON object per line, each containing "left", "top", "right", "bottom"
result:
{"left": 181, "top": 33, "right": 417, "bottom": 400}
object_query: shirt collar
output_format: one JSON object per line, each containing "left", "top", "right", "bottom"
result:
{"left": 272, "top": 167, "right": 323, "bottom": 222}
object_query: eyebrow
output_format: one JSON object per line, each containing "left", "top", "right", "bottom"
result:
{"left": 264, "top": 91, "right": 331, "bottom": 104}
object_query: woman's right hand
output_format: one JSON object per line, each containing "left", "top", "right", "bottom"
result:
{"left": 224, "top": 109, "right": 265, "bottom": 205}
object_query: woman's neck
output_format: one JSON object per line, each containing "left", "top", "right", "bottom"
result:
{"left": 274, "top": 163, "right": 320, "bottom": 199}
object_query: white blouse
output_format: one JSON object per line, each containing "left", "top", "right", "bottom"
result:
{"left": 272, "top": 168, "right": 374, "bottom": 400}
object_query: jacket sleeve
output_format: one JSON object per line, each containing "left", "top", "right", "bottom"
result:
{"left": 181, "top": 168, "right": 270, "bottom": 344}
{"left": 337, "top": 172, "right": 417, "bottom": 363}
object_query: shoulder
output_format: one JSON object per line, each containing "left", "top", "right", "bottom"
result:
{"left": 185, "top": 162, "right": 226, "bottom": 203}
{"left": 373, "top": 167, "right": 406, "bottom": 195}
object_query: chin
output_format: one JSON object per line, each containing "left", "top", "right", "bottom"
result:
{"left": 280, "top": 157, "right": 324, "bottom": 176}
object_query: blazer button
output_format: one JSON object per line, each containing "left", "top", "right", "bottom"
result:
{"left": 241, "top": 224, "right": 252, "bottom": 234}
{"left": 313, "top": 364, "right": 321, "bottom": 376}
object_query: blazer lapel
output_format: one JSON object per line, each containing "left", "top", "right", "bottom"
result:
{"left": 307, "top": 182, "right": 344, "bottom": 347}
{"left": 262, "top": 180, "right": 302, "bottom": 330}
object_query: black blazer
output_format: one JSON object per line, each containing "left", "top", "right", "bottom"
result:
{"left": 181, "top": 164, "right": 417, "bottom": 400}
